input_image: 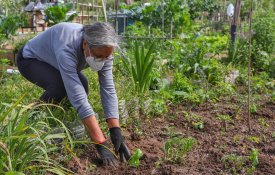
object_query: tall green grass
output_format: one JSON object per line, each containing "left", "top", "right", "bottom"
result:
{"left": 0, "top": 94, "right": 74, "bottom": 175}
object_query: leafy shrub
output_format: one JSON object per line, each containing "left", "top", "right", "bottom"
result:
{"left": 236, "top": 69, "right": 273, "bottom": 93}
{"left": 226, "top": 10, "right": 275, "bottom": 77}
{"left": 172, "top": 72, "right": 193, "bottom": 92}
{"left": 122, "top": 0, "right": 191, "bottom": 36}
{"left": 253, "top": 10, "right": 275, "bottom": 54}
{"left": 0, "top": 15, "right": 27, "bottom": 39}
{"left": 187, "top": 0, "right": 221, "bottom": 20}
{"left": 167, "top": 35, "right": 226, "bottom": 85}
{"left": 44, "top": 4, "right": 77, "bottom": 26}
{"left": 164, "top": 137, "right": 197, "bottom": 164}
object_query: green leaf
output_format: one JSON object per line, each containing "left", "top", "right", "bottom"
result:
{"left": 0, "top": 93, "right": 27, "bottom": 123}
{"left": 129, "top": 149, "right": 143, "bottom": 168}
{"left": 5, "top": 171, "right": 25, "bottom": 175}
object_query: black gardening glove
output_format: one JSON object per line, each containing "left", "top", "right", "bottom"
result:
{"left": 95, "top": 141, "right": 118, "bottom": 167}
{"left": 110, "top": 127, "right": 131, "bottom": 162}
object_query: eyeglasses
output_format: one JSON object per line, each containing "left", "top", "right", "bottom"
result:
{"left": 93, "top": 55, "right": 114, "bottom": 62}
{"left": 87, "top": 48, "right": 114, "bottom": 62}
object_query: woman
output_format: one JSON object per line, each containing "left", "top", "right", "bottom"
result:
{"left": 16, "top": 22, "right": 131, "bottom": 167}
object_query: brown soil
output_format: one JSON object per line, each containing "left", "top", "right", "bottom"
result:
{"left": 68, "top": 96, "right": 275, "bottom": 175}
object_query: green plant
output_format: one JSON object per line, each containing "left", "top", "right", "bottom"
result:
{"left": 258, "top": 117, "right": 269, "bottom": 128}
{"left": 253, "top": 10, "right": 275, "bottom": 54}
{"left": 0, "top": 58, "right": 11, "bottom": 66}
{"left": 164, "top": 137, "right": 196, "bottom": 164}
{"left": 250, "top": 103, "right": 257, "bottom": 114}
{"left": 221, "top": 154, "right": 246, "bottom": 174}
{"left": 44, "top": 4, "right": 77, "bottom": 26}
{"left": 192, "top": 121, "right": 204, "bottom": 130}
{"left": 0, "top": 15, "right": 27, "bottom": 39}
{"left": 247, "top": 148, "right": 259, "bottom": 174}
{"left": 216, "top": 114, "right": 232, "bottom": 132}
{"left": 0, "top": 94, "right": 73, "bottom": 174}
{"left": 182, "top": 112, "right": 205, "bottom": 132}
{"left": 126, "top": 0, "right": 191, "bottom": 36}
{"left": 128, "top": 148, "right": 143, "bottom": 168}
{"left": 187, "top": 0, "right": 220, "bottom": 20}
{"left": 249, "top": 149, "right": 259, "bottom": 167}
{"left": 121, "top": 41, "right": 155, "bottom": 94}
{"left": 148, "top": 98, "right": 168, "bottom": 116}
{"left": 246, "top": 136, "right": 260, "bottom": 144}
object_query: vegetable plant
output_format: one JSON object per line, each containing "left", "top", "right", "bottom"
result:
{"left": 129, "top": 148, "right": 143, "bottom": 168}
{"left": 0, "top": 15, "right": 27, "bottom": 39}
{"left": 44, "top": 4, "right": 77, "bottom": 26}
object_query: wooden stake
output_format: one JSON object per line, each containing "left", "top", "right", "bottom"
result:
{"left": 247, "top": 0, "right": 253, "bottom": 132}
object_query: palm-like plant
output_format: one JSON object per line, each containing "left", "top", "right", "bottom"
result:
{"left": 122, "top": 41, "right": 155, "bottom": 94}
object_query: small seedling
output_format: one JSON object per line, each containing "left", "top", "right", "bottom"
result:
{"left": 221, "top": 154, "right": 246, "bottom": 174}
{"left": 246, "top": 148, "right": 259, "bottom": 174}
{"left": 216, "top": 114, "right": 232, "bottom": 131}
{"left": 164, "top": 137, "right": 197, "bottom": 164}
{"left": 258, "top": 117, "right": 269, "bottom": 128}
{"left": 249, "top": 148, "right": 259, "bottom": 167}
{"left": 250, "top": 104, "right": 257, "bottom": 114}
{"left": 233, "top": 135, "right": 243, "bottom": 144}
{"left": 184, "top": 113, "right": 204, "bottom": 130}
{"left": 192, "top": 121, "right": 204, "bottom": 130}
{"left": 246, "top": 136, "right": 260, "bottom": 144}
{"left": 129, "top": 149, "right": 143, "bottom": 168}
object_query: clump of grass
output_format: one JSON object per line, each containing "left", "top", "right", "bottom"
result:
{"left": 221, "top": 154, "right": 246, "bottom": 174}
{"left": 0, "top": 94, "right": 73, "bottom": 174}
{"left": 164, "top": 137, "right": 197, "bottom": 164}
{"left": 216, "top": 114, "right": 232, "bottom": 132}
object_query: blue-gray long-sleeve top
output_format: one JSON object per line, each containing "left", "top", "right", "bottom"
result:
{"left": 22, "top": 22, "right": 119, "bottom": 119}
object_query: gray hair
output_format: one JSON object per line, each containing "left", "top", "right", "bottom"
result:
{"left": 83, "top": 22, "right": 118, "bottom": 48}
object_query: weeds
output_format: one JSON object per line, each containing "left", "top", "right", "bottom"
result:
{"left": 221, "top": 149, "right": 259, "bottom": 175}
{"left": 221, "top": 154, "right": 246, "bottom": 174}
{"left": 164, "top": 137, "right": 196, "bottom": 164}
{"left": 216, "top": 114, "right": 232, "bottom": 132}
{"left": 246, "top": 136, "right": 261, "bottom": 144}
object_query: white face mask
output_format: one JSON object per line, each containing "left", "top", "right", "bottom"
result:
{"left": 85, "top": 49, "right": 105, "bottom": 72}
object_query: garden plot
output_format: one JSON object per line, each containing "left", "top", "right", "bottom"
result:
{"left": 1, "top": 0, "right": 275, "bottom": 174}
